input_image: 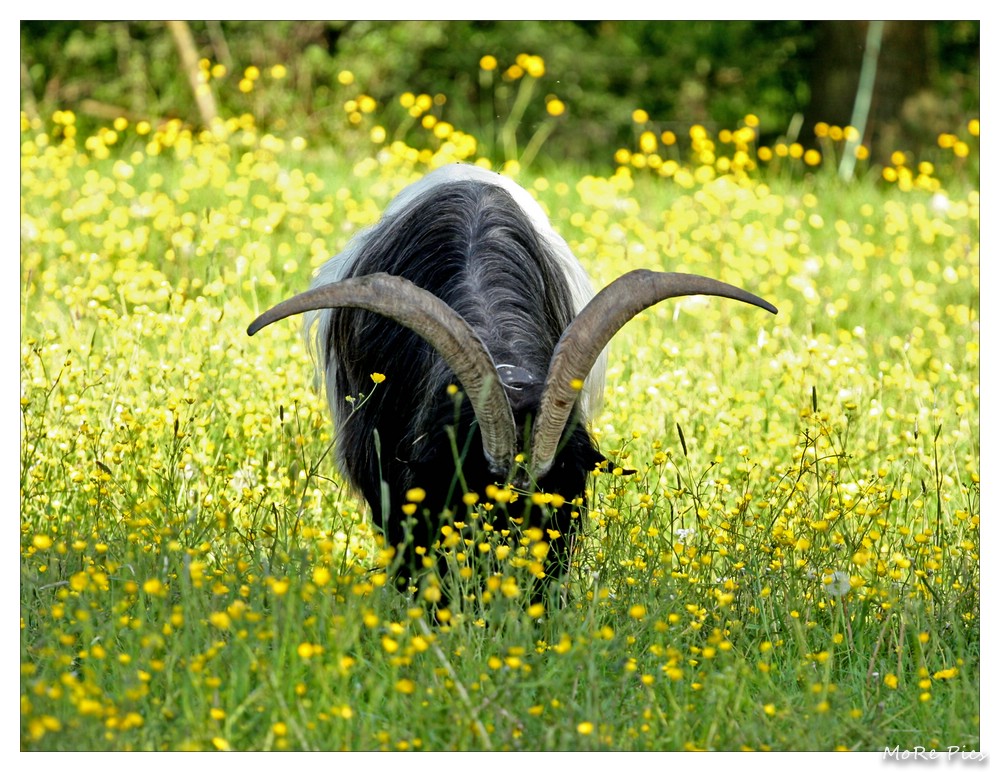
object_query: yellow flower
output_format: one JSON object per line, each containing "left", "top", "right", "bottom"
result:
{"left": 32, "top": 534, "right": 53, "bottom": 550}
{"left": 577, "top": 721, "right": 595, "bottom": 735}
{"left": 370, "top": 372, "right": 386, "bottom": 384}
{"left": 546, "top": 98, "right": 566, "bottom": 117}
{"left": 525, "top": 56, "right": 545, "bottom": 78}
{"left": 639, "top": 131, "right": 658, "bottom": 154}
{"left": 422, "top": 585, "right": 442, "bottom": 603}
{"left": 209, "top": 612, "right": 230, "bottom": 630}
{"left": 479, "top": 55, "right": 498, "bottom": 71}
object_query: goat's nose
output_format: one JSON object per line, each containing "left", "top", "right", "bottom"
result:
{"left": 496, "top": 364, "right": 539, "bottom": 392}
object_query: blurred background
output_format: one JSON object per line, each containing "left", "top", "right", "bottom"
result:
{"left": 20, "top": 20, "right": 979, "bottom": 170}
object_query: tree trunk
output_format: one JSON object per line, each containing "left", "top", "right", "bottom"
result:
{"left": 803, "top": 21, "right": 930, "bottom": 160}
{"left": 167, "top": 20, "right": 218, "bottom": 127}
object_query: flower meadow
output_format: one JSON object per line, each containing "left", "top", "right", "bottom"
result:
{"left": 20, "top": 57, "right": 979, "bottom": 751}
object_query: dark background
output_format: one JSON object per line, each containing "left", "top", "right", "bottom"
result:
{"left": 20, "top": 21, "right": 980, "bottom": 168}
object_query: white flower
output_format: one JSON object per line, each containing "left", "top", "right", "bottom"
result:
{"left": 823, "top": 571, "right": 852, "bottom": 597}
{"left": 231, "top": 467, "right": 258, "bottom": 495}
{"left": 930, "top": 192, "right": 950, "bottom": 214}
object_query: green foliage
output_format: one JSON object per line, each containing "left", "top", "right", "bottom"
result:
{"left": 20, "top": 21, "right": 979, "bottom": 169}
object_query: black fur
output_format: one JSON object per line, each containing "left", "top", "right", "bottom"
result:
{"left": 321, "top": 180, "right": 603, "bottom": 591}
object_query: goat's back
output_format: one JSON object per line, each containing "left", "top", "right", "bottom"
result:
{"left": 309, "top": 168, "right": 604, "bottom": 509}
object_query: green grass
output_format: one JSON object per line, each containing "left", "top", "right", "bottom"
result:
{"left": 19, "top": 97, "right": 979, "bottom": 751}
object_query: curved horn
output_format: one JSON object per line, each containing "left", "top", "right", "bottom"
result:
{"left": 248, "top": 272, "right": 518, "bottom": 475}
{"left": 530, "top": 269, "right": 778, "bottom": 478}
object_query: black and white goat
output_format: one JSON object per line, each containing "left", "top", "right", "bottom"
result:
{"left": 249, "top": 164, "right": 777, "bottom": 591}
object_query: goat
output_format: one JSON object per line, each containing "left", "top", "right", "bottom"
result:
{"left": 248, "top": 164, "right": 777, "bottom": 596}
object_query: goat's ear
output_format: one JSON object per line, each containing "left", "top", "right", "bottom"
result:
{"left": 592, "top": 455, "right": 635, "bottom": 476}
{"left": 591, "top": 452, "right": 609, "bottom": 474}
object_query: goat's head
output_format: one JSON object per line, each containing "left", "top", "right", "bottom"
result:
{"left": 249, "top": 269, "right": 776, "bottom": 481}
